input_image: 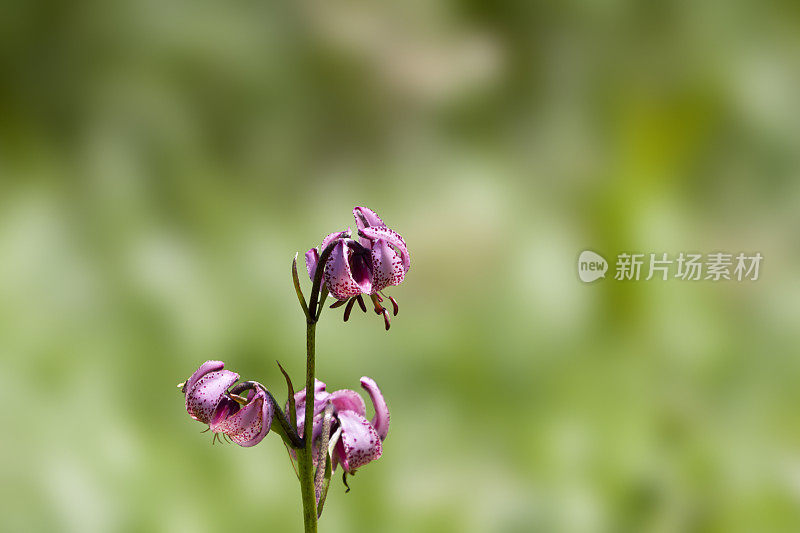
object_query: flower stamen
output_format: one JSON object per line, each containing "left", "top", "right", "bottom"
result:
{"left": 381, "top": 308, "right": 391, "bottom": 330}
{"left": 343, "top": 298, "right": 357, "bottom": 322}
{"left": 329, "top": 299, "right": 348, "bottom": 309}
{"left": 229, "top": 393, "right": 249, "bottom": 405}
{"left": 355, "top": 295, "right": 367, "bottom": 313}
{"left": 380, "top": 291, "right": 399, "bottom": 316}
{"left": 369, "top": 294, "right": 384, "bottom": 315}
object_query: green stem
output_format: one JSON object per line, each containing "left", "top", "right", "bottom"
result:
{"left": 295, "top": 234, "right": 345, "bottom": 533}
{"left": 298, "top": 319, "right": 318, "bottom": 532}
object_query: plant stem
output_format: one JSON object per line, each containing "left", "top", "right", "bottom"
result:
{"left": 295, "top": 235, "right": 344, "bottom": 533}
{"left": 297, "top": 319, "right": 318, "bottom": 532}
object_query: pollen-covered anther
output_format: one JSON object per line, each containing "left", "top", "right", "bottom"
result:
{"left": 381, "top": 308, "right": 391, "bottom": 331}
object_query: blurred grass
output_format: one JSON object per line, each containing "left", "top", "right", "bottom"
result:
{"left": 2, "top": 0, "right": 800, "bottom": 532}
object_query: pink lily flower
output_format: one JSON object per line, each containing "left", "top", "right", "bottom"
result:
{"left": 305, "top": 206, "right": 410, "bottom": 329}
{"left": 290, "top": 376, "right": 390, "bottom": 473}
{"left": 183, "top": 360, "right": 274, "bottom": 447}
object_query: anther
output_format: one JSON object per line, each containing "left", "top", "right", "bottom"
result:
{"left": 329, "top": 299, "right": 348, "bottom": 309}
{"left": 382, "top": 309, "right": 391, "bottom": 331}
{"left": 387, "top": 296, "right": 399, "bottom": 316}
{"left": 343, "top": 297, "right": 357, "bottom": 322}
{"left": 356, "top": 295, "right": 367, "bottom": 313}
{"left": 369, "top": 294, "right": 384, "bottom": 315}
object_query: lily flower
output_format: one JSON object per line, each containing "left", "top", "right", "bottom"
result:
{"left": 305, "top": 206, "right": 410, "bottom": 329}
{"left": 290, "top": 376, "right": 390, "bottom": 473}
{"left": 183, "top": 360, "right": 274, "bottom": 447}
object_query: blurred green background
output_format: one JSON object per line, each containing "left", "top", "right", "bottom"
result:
{"left": 2, "top": 1, "right": 800, "bottom": 531}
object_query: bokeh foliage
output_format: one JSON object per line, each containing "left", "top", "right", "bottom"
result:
{"left": 1, "top": 0, "right": 799, "bottom": 531}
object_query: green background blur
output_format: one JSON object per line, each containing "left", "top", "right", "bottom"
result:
{"left": 2, "top": 1, "right": 799, "bottom": 532}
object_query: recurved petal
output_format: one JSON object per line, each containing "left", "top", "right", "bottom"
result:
{"left": 324, "top": 241, "right": 370, "bottom": 300}
{"left": 336, "top": 410, "right": 382, "bottom": 472}
{"left": 360, "top": 377, "right": 390, "bottom": 441}
{"left": 369, "top": 238, "right": 406, "bottom": 292}
{"left": 185, "top": 360, "right": 224, "bottom": 397}
{"left": 353, "top": 206, "right": 385, "bottom": 229}
{"left": 353, "top": 207, "right": 385, "bottom": 247}
{"left": 359, "top": 226, "right": 410, "bottom": 272}
{"left": 212, "top": 388, "right": 274, "bottom": 447}
{"left": 186, "top": 367, "right": 239, "bottom": 424}
{"left": 329, "top": 389, "right": 366, "bottom": 417}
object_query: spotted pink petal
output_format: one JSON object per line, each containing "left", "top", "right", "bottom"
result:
{"left": 359, "top": 226, "right": 410, "bottom": 272}
{"left": 329, "top": 389, "right": 366, "bottom": 417}
{"left": 369, "top": 238, "right": 406, "bottom": 292}
{"left": 336, "top": 410, "right": 382, "bottom": 473}
{"left": 324, "top": 241, "right": 372, "bottom": 300}
{"left": 360, "top": 377, "right": 390, "bottom": 441}
{"left": 185, "top": 364, "right": 239, "bottom": 424}
{"left": 211, "top": 388, "right": 273, "bottom": 447}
